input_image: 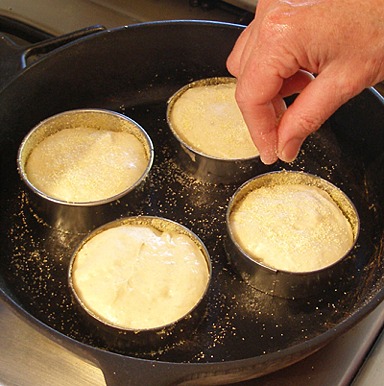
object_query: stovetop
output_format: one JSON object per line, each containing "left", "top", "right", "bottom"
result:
{"left": 0, "top": 1, "right": 383, "bottom": 385}
{"left": 0, "top": 0, "right": 254, "bottom": 36}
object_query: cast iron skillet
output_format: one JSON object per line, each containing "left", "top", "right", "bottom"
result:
{"left": 0, "top": 21, "right": 383, "bottom": 385}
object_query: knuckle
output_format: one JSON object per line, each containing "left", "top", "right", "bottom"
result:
{"left": 234, "top": 80, "right": 256, "bottom": 109}
{"left": 295, "top": 113, "right": 323, "bottom": 137}
{"left": 337, "top": 81, "right": 361, "bottom": 103}
{"left": 226, "top": 53, "right": 238, "bottom": 77}
{"left": 259, "top": 5, "right": 295, "bottom": 41}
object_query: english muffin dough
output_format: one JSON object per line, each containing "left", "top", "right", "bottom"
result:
{"left": 230, "top": 184, "right": 354, "bottom": 272}
{"left": 169, "top": 81, "right": 259, "bottom": 159}
{"left": 72, "top": 224, "right": 209, "bottom": 329}
{"left": 26, "top": 127, "right": 148, "bottom": 202}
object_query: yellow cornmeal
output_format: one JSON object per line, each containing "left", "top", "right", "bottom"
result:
{"left": 230, "top": 184, "right": 354, "bottom": 273}
{"left": 72, "top": 224, "right": 209, "bottom": 330}
{"left": 25, "top": 127, "right": 148, "bottom": 202}
{"left": 169, "top": 82, "right": 259, "bottom": 159}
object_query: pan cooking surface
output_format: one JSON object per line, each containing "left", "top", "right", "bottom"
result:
{"left": 2, "top": 101, "right": 383, "bottom": 363}
{"left": 0, "top": 22, "right": 383, "bottom": 368}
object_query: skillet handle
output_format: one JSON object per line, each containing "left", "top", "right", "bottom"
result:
{"left": 21, "top": 25, "right": 106, "bottom": 68}
{"left": 91, "top": 350, "right": 202, "bottom": 386}
{"left": 0, "top": 24, "right": 106, "bottom": 89}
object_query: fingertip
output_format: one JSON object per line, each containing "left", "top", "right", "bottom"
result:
{"left": 276, "top": 71, "right": 352, "bottom": 163}
{"left": 278, "top": 137, "right": 304, "bottom": 163}
{"left": 258, "top": 144, "right": 279, "bottom": 165}
{"left": 240, "top": 102, "right": 280, "bottom": 165}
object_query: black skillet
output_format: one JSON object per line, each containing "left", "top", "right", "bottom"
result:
{"left": 0, "top": 21, "right": 383, "bottom": 386}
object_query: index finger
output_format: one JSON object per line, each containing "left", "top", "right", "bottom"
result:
{"left": 235, "top": 61, "right": 285, "bottom": 164}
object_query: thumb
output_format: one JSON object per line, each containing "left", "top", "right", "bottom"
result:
{"left": 277, "top": 69, "right": 363, "bottom": 162}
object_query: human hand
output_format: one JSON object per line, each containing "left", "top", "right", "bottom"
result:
{"left": 227, "top": 0, "right": 384, "bottom": 164}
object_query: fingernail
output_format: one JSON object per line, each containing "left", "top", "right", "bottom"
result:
{"left": 280, "top": 138, "right": 303, "bottom": 163}
{"left": 260, "top": 150, "right": 278, "bottom": 165}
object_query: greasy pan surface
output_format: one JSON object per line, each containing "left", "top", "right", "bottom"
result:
{"left": 0, "top": 21, "right": 383, "bottom": 385}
